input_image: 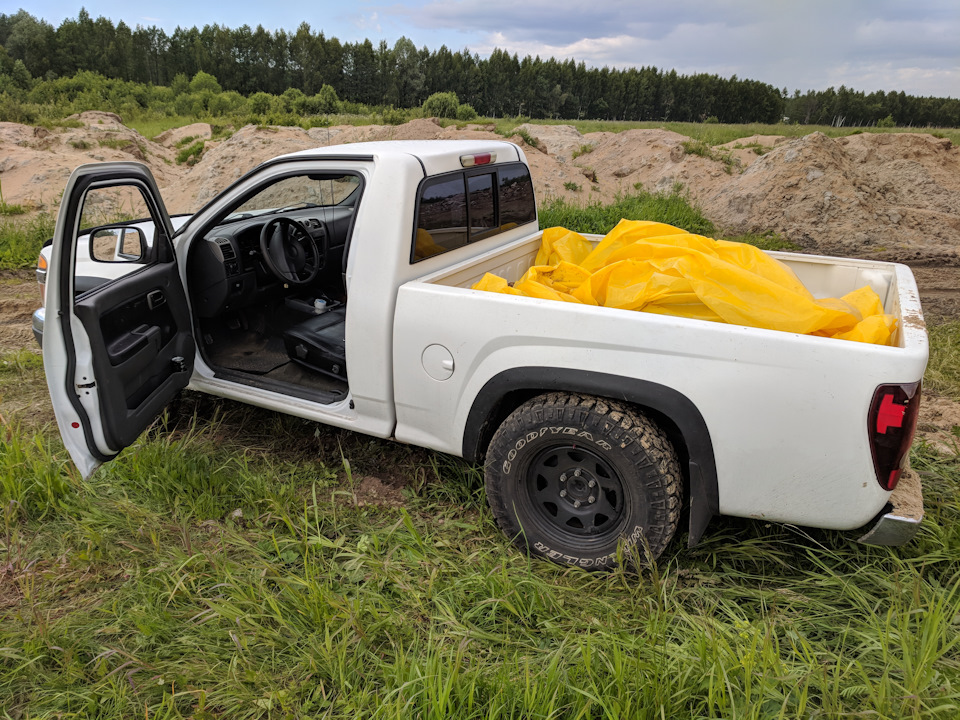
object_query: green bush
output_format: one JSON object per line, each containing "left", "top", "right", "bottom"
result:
{"left": 877, "top": 114, "right": 896, "bottom": 128}
{"left": 0, "top": 92, "right": 38, "bottom": 122}
{"left": 173, "top": 92, "right": 204, "bottom": 117}
{"left": 248, "top": 91, "right": 273, "bottom": 115}
{"left": 170, "top": 72, "right": 190, "bottom": 96}
{"left": 189, "top": 70, "right": 222, "bottom": 95}
{"left": 381, "top": 106, "right": 408, "bottom": 125}
{"left": 280, "top": 87, "right": 305, "bottom": 113}
{"left": 208, "top": 90, "right": 246, "bottom": 117}
{"left": 456, "top": 103, "right": 478, "bottom": 121}
{"left": 176, "top": 140, "right": 205, "bottom": 165}
{"left": 315, "top": 84, "right": 340, "bottom": 114}
{"left": 422, "top": 91, "right": 460, "bottom": 119}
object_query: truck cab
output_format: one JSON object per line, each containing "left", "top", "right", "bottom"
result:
{"left": 44, "top": 141, "right": 538, "bottom": 476}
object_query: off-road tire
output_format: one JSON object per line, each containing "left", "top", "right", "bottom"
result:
{"left": 485, "top": 393, "right": 682, "bottom": 569}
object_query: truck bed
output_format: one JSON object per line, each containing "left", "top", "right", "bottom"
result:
{"left": 392, "top": 231, "right": 928, "bottom": 532}
{"left": 422, "top": 232, "right": 924, "bottom": 349}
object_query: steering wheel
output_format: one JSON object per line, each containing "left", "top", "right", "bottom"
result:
{"left": 259, "top": 217, "right": 322, "bottom": 286}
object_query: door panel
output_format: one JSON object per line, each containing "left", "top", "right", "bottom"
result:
{"left": 72, "top": 261, "right": 194, "bottom": 450}
{"left": 44, "top": 162, "right": 195, "bottom": 477}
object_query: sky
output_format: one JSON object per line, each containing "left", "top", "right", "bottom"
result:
{"left": 21, "top": 0, "right": 960, "bottom": 98}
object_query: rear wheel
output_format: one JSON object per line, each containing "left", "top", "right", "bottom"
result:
{"left": 484, "top": 393, "right": 682, "bottom": 569}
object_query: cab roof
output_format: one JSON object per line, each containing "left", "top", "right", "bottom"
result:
{"left": 280, "top": 140, "right": 524, "bottom": 177}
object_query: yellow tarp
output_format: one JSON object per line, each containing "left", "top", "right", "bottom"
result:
{"left": 471, "top": 220, "right": 898, "bottom": 345}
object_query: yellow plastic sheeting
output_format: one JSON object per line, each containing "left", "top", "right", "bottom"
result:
{"left": 472, "top": 220, "right": 898, "bottom": 345}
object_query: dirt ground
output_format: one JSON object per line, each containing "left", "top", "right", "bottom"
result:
{"left": 2, "top": 112, "right": 959, "bottom": 446}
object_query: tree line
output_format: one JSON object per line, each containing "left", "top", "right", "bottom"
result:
{"left": 1, "top": 9, "right": 958, "bottom": 127}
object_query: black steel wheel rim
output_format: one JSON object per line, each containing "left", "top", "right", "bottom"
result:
{"left": 523, "top": 444, "right": 626, "bottom": 538}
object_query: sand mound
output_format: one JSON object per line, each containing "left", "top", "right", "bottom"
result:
{"left": 1, "top": 114, "right": 957, "bottom": 263}
{"left": 701, "top": 132, "right": 960, "bottom": 259}
{"left": 154, "top": 122, "right": 212, "bottom": 147}
{"left": 160, "top": 124, "right": 321, "bottom": 212}
{"left": 514, "top": 123, "right": 590, "bottom": 162}
{"left": 0, "top": 112, "right": 179, "bottom": 211}
{"left": 716, "top": 135, "right": 790, "bottom": 168}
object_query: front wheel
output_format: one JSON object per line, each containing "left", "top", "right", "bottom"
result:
{"left": 484, "top": 393, "right": 682, "bottom": 569}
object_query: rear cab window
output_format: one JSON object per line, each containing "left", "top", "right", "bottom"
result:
{"left": 412, "top": 162, "right": 536, "bottom": 262}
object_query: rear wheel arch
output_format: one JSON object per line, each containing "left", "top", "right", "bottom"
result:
{"left": 462, "top": 367, "right": 719, "bottom": 547}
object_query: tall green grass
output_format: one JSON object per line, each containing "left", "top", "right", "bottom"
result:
{"left": 539, "top": 189, "right": 715, "bottom": 236}
{"left": 0, "top": 213, "right": 55, "bottom": 269}
{"left": 926, "top": 322, "right": 960, "bottom": 399}
{"left": 2, "top": 389, "right": 960, "bottom": 718}
{"left": 126, "top": 114, "right": 202, "bottom": 140}
{"left": 538, "top": 192, "right": 805, "bottom": 251}
{"left": 0, "top": 427, "right": 75, "bottom": 522}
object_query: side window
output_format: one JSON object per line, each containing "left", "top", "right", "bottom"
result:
{"left": 77, "top": 184, "right": 159, "bottom": 291}
{"left": 498, "top": 165, "right": 536, "bottom": 227}
{"left": 414, "top": 176, "right": 468, "bottom": 261}
{"left": 80, "top": 184, "right": 152, "bottom": 231}
{"left": 412, "top": 162, "right": 537, "bottom": 263}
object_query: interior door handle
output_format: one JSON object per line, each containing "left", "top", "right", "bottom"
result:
{"left": 107, "top": 324, "right": 160, "bottom": 365}
{"left": 147, "top": 289, "right": 165, "bottom": 310}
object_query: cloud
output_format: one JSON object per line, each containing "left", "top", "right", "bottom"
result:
{"left": 378, "top": 0, "right": 960, "bottom": 96}
{"left": 355, "top": 12, "right": 383, "bottom": 34}
{"left": 392, "top": 0, "right": 753, "bottom": 45}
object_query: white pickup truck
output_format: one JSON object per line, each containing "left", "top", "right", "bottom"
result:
{"left": 40, "top": 140, "right": 928, "bottom": 569}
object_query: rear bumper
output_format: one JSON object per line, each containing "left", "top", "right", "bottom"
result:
{"left": 32, "top": 307, "right": 44, "bottom": 348}
{"left": 857, "top": 466, "right": 923, "bottom": 546}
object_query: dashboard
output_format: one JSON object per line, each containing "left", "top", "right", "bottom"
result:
{"left": 188, "top": 205, "right": 355, "bottom": 318}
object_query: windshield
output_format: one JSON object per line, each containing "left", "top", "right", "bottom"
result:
{"left": 228, "top": 174, "right": 360, "bottom": 218}
{"left": 175, "top": 172, "right": 362, "bottom": 236}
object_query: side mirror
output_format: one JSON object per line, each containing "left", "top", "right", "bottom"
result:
{"left": 90, "top": 226, "right": 147, "bottom": 263}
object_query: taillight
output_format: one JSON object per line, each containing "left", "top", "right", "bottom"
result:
{"left": 868, "top": 382, "right": 921, "bottom": 491}
{"left": 460, "top": 152, "right": 496, "bottom": 167}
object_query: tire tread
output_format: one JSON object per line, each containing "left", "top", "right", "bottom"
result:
{"left": 485, "top": 392, "right": 682, "bottom": 568}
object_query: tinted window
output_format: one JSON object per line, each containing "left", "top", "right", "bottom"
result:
{"left": 412, "top": 162, "right": 537, "bottom": 263}
{"left": 414, "top": 176, "right": 468, "bottom": 261}
{"left": 499, "top": 164, "right": 536, "bottom": 227}
{"left": 468, "top": 173, "right": 496, "bottom": 238}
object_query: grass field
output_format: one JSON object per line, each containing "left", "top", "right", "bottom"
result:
{"left": 3, "top": 350, "right": 960, "bottom": 719}
{"left": 2, "top": 184, "right": 960, "bottom": 719}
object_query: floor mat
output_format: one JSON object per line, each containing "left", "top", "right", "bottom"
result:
{"left": 264, "top": 361, "right": 349, "bottom": 396}
{"left": 207, "top": 334, "right": 289, "bottom": 374}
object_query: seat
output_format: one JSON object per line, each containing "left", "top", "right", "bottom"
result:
{"left": 283, "top": 307, "right": 347, "bottom": 381}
